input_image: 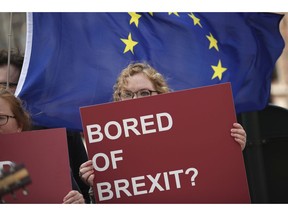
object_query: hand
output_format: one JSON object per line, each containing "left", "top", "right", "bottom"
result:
{"left": 231, "top": 123, "right": 246, "bottom": 151}
{"left": 79, "top": 160, "right": 94, "bottom": 186}
{"left": 63, "top": 190, "right": 84, "bottom": 204}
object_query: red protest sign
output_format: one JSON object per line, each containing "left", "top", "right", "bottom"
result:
{"left": 80, "top": 83, "right": 250, "bottom": 203}
{"left": 0, "top": 128, "right": 71, "bottom": 203}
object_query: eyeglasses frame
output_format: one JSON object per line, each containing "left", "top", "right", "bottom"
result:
{"left": 0, "top": 114, "right": 16, "bottom": 126}
{"left": 119, "top": 89, "right": 159, "bottom": 99}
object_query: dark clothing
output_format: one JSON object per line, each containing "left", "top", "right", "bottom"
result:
{"left": 71, "top": 169, "right": 81, "bottom": 191}
{"left": 33, "top": 126, "right": 90, "bottom": 203}
{"left": 66, "top": 131, "right": 90, "bottom": 203}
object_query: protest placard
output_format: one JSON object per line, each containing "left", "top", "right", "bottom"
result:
{"left": 80, "top": 83, "right": 250, "bottom": 203}
{"left": 0, "top": 128, "right": 71, "bottom": 203}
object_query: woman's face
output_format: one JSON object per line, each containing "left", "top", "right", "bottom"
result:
{"left": 121, "top": 73, "right": 157, "bottom": 99}
{"left": 0, "top": 98, "right": 22, "bottom": 134}
{"left": 126, "top": 73, "right": 155, "bottom": 92}
{"left": 119, "top": 73, "right": 157, "bottom": 100}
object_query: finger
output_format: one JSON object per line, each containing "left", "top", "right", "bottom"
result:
{"left": 70, "top": 193, "right": 84, "bottom": 204}
{"left": 231, "top": 131, "right": 246, "bottom": 143}
{"left": 80, "top": 169, "right": 94, "bottom": 186}
{"left": 77, "top": 196, "right": 85, "bottom": 204}
{"left": 234, "top": 138, "right": 246, "bottom": 150}
{"left": 72, "top": 194, "right": 84, "bottom": 204}
{"left": 231, "top": 133, "right": 246, "bottom": 146}
{"left": 80, "top": 166, "right": 94, "bottom": 175}
{"left": 63, "top": 190, "right": 77, "bottom": 201}
{"left": 79, "top": 162, "right": 94, "bottom": 178}
{"left": 231, "top": 128, "right": 246, "bottom": 135}
{"left": 87, "top": 173, "right": 95, "bottom": 186}
{"left": 63, "top": 191, "right": 84, "bottom": 204}
{"left": 81, "top": 169, "right": 94, "bottom": 181}
{"left": 80, "top": 161, "right": 93, "bottom": 171}
{"left": 63, "top": 197, "right": 73, "bottom": 204}
{"left": 231, "top": 131, "right": 245, "bottom": 139}
{"left": 63, "top": 191, "right": 78, "bottom": 203}
{"left": 80, "top": 160, "right": 92, "bottom": 169}
{"left": 232, "top": 123, "right": 243, "bottom": 129}
{"left": 64, "top": 196, "right": 79, "bottom": 204}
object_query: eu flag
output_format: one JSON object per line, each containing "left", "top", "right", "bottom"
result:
{"left": 17, "top": 12, "right": 284, "bottom": 131}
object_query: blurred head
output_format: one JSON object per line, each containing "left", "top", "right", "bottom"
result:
{"left": 0, "top": 88, "right": 31, "bottom": 133}
{"left": 113, "top": 62, "right": 170, "bottom": 101}
{"left": 0, "top": 49, "right": 24, "bottom": 94}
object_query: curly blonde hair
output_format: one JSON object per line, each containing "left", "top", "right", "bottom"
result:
{"left": 113, "top": 62, "right": 170, "bottom": 101}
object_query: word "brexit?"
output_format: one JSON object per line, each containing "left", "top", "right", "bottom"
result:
{"left": 96, "top": 168, "right": 199, "bottom": 201}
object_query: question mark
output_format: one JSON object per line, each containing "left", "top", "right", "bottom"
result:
{"left": 185, "top": 168, "right": 198, "bottom": 186}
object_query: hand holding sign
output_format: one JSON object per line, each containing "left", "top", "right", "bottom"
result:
{"left": 79, "top": 160, "right": 94, "bottom": 187}
{"left": 80, "top": 62, "right": 248, "bottom": 203}
{"left": 80, "top": 83, "right": 250, "bottom": 203}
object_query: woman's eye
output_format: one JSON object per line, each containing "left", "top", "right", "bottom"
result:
{"left": 140, "top": 90, "right": 150, "bottom": 96}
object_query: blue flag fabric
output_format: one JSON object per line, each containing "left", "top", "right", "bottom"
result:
{"left": 17, "top": 12, "right": 284, "bottom": 131}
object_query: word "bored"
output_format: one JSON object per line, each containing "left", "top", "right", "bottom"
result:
{"left": 87, "top": 112, "right": 173, "bottom": 143}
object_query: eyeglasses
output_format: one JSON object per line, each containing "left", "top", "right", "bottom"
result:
{"left": 119, "top": 89, "right": 158, "bottom": 100}
{"left": 0, "top": 114, "right": 16, "bottom": 126}
{"left": 0, "top": 82, "right": 18, "bottom": 88}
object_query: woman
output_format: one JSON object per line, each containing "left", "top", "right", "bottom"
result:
{"left": 79, "top": 62, "right": 247, "bottom": 198}
{"left": 0, "top": 88, "right": 84, "bottom": 204}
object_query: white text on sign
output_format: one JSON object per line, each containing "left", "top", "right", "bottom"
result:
{"left": 86, "top": 112, "right": 173, "bottom": 143}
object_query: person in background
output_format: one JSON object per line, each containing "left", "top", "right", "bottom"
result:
{"left": 0, "top": 49, "right": 22, "bottom": 94}
{"left": 0, "top": 88, "right": 84, "bottom": 203}
{"left": 0, "top": 49, "right": 90, "bottom": 203}
{"left": 79, "top": 62, "right": 247, "bottom": 201}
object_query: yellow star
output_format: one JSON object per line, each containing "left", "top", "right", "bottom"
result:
{"left": 188, "top": 13, "right": 202, "bottom": 28}
{"left": 121, "top": 33, "right": 138, "bottom": 54}
{"left": 168, "top": 12, "right": 179, "bottom": 17}
{"left": 128, "top": 12, "right": 141, "bottom": 27}
{"left": 149, "top": 12, "right": 153, "bottom": 16}
{"left": 211, "top": 60, "right": 227, "bottom": 80}
{"left": 206, "top": 33, "right": 219, "bottom": 51}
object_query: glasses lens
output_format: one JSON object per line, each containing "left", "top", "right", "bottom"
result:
{"left": 0, "top": 115, "right": 8, "bottom": 126}
{"left": 121, "top": 91, "right": 133, "bottom": 99}
{"left": 138, "top": 90, "right": 151, "bottom": 97}
{"left": 0, "top": 82, "right": 18, "bottom": 88}
{"left": 9, "top": 83, "right": 18, "bottom": 88}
